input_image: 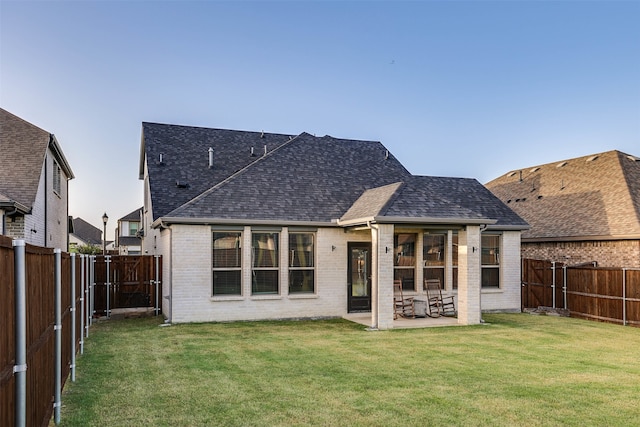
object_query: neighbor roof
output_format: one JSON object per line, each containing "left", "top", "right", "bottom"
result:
{"left": 0, "top": 108, "right": 74, "bottom": 211}
{"left": 71, "top": 217, "right": 103, "bottom": 246}
{"left": 119, "top": 207, "right": 142, "bottom": 222}
{"left": 141, "top": 122, "right": 527, "bottom": 230}
{"left": 485, "top": 150, "right": 640, "bottom": 241}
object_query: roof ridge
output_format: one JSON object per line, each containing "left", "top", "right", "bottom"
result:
{"left": 164, "top": 133, "right": 306, "bottom": 217}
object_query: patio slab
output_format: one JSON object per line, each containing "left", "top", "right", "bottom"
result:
{"left": 343, "top": 313, "right": 459, "bottom": 329}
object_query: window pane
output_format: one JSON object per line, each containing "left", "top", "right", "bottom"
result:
{"left": 452, "top": 233, "right": 458, "bottom": 266}
{"left": 213, "top": 232, "right": 242, "bottom": 268}
{"left": 289, "top": 233, "right": 314, "bottom": 267}
{"left": 289, "top": 270, "right": 314, "bottom": 293}
{"left": 394, "top": 269, "right": 415, "bottom": 291}
{"left": 482, "top": 268, "right": 500, "bottom": 288}
{"left": 252, "top": 270, "right": 279, "bottom": 294}
{"left": 394, "top": 234, "right": 415, "bottom": 266}
{"left": 452, "top": 267, "right": 458, "bottom": 290}
{"left": 481, "top": 235, "right": 500, "bottom": 266}
{"left": 423, "top": 268, "right": 445, "bottom": 289}
{"left": 253, "top": 233, "right": 279, "bottom": 267}
{"left": 213, "top": 270, "right": 241, "bottom": 295}
{"left": 423, "top": 233, "right": 445, "bottom": 266}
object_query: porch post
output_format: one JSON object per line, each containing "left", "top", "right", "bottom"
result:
{"left": 372, "top": 224, "right": 394, "bottom": 330}
{"left": 457, "top": 225, "right": 482, "bottom": 325}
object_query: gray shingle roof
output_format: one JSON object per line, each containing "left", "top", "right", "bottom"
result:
{"left": 165, "top": 133, "right": 411, "bottom": 222}
{"left": 71, "top": 217, "right": 103, "bottom": 245}
{"left": 140, "top": 122, "right": 296, "bottom": 221}
{"left": 341, "top": 176, "right": 528, "bottom": 227}
{"left": 142, "top": 122, "right": 527, "bottom": 229}
{"left": 119, "top": 207, "right": 142, "bottom": 222}
{"left": 485, "top": 150, "right": 640, "bottom": 240}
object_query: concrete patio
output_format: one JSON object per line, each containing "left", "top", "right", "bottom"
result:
{"left": 343, "top": 313, "right": 459, "bottom": 329}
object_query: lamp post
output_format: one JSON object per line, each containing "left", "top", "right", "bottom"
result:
{"left": 102, "top": 212, "right": 108, "bottom": 255}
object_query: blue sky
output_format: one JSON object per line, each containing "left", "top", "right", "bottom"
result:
{"left": 1, "top": 0, "right": 639, "bottom": 240}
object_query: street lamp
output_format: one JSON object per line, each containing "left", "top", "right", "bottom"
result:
{"left": 102, "top": 212, "right": 108, "bottom": 255}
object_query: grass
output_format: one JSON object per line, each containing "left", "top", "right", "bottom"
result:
{"left": 57, "top": 314, "right": 640, "bottom": 426}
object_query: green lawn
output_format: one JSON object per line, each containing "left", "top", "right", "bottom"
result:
{"left": 58, "top": 314, "right": 640, "bottom": 426}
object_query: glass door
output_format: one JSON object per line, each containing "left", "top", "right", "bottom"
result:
{"left": 347, "top": 242, "right": 372, "bottom": 312}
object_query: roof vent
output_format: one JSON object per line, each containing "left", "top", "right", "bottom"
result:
{"left": 507, "top": 171, "right": 517, "bottom": 177}
{"left": 556, "top": 161, "right": 568, "bottom": 168}
{"left": 385, "top": 150, "right": 389, "bottom": 160}
{"left": 260, "top": 131, "right": 265, "bottom": 139}
{"left": 158, "top": 153, "right": 165, "bottom": 165}
{"left": 263, "top": 145, "right": 267, "bottom": 156}
{"left": 627, "top": 155, "right": 639, "bottom": 162}
{"left": 176, "top": 180, "right": 189, "bottom": 188}
{"left": 208, "top": 147, "right": 214, "bottom": 169}
{"left": 250, "top": 147, "right": 256, "bottom": 157}
{"left": 530, "top": 167, "right": 540, "bottom": 173}
{"left": 587, "top": 155, "right": 599, "bottom": 162}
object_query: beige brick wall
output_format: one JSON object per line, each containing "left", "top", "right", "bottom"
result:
{"left": 522, "top": 240, "right": 640, "bottom": 268}
{"left": 481, "top": 230, "right": 521, "bottom": 313}
{"left": 162, "top": 223, "right": 523, "bottom": 324}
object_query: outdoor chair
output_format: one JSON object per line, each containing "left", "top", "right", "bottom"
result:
{"left": 424, "top": 279, "right": 456, "bottom": 317}
{"left": 393, "top": 279, "right": 415, "bottom": 319}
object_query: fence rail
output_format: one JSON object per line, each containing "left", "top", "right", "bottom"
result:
{"left": 1, "top": 235, "right": 162, "bottom": 426}
{"left": 522, "top": 258, "right": 640, "bottom": 327}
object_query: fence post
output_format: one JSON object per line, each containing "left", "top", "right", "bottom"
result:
{"left": 13, "top": 239, "right": 27, "bottom": 427}
{"left": 70, "top": 253, "right": 76, "bottom": 382}
{"left": 563, "top": 265, "right": 568, "bottom": 309}
{"left": 80, "top": 254, "right": 85, "bottom": 354}
{"left": 551, "top": 262, "right": 556, "bottom": 309}
{"left": 622, "top": 268, "right": 627, "bottom": 326}
{"left": 106, "top": 255, "right": 111, "bottom": 318}
{"left": 90, "top": 255, "right": 95, "bottom": 327}
{"left": 54, "top": 249, "right": 62, "bottom": 425}
{"left": 155, "top": 255, "right": 160, "bottom": 316}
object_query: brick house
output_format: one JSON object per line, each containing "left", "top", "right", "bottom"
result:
{"left": 139, "top": 122, "right": 528, "bottom": 328}
{"left": 0, "top": 108, "right": 74, "bottom": 249}
{"left": 486, "top": 150, "right": 640, "bottom": 268}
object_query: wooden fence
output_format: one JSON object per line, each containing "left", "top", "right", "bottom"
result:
{"left": 522, "top": 258, "right": 640, "bottom": 326}
{"left": 1, "top": 235, "right": 162, "bottom": 426}
{"left": 92, "top": 255, "right": 162, "bottom": 317}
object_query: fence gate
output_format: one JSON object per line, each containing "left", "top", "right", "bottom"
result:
{"left": 92, "top": 255, "right": 162, "bottom": 316}
{"left": 521, "top": 258, "right": 565, "bottom": 310}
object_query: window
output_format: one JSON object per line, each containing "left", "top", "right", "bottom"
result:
{"left": 481, "top": 234, "right": 500, "bottom": 288}
{"left": 129, "top": 222, "right": 139, "bottom": 236}
{"left": 394, "top": 233, "right": 416, "bottom": 291}
{"left": 252, "top": 232, "right": 279, "bottom": 294}
{"left": 423, "top": 233, "right": 445, "bottom": 289}
{"left": 53, "top": 160, "right": 61, "bottom": 195}
{"left": 212, "top": 231, "right": 242, "bottom": 295}
{"left": 289, "top": 233, "right": 314, "bottom": 294}
{"left": 452, "top": 233, "right": 458, "bottom": 290}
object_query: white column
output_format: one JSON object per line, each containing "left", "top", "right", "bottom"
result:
{"left": 457, "top": 225, "right": 482, "bottom": 325}
{"left": 372, "top": 224, "right": 395, "bottom": 330}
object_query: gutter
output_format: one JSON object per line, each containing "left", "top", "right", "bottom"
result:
{"left": 151, "top": 216, "right": 337, "bottom": 229}
{"left": 336, "top": 216, "right": 498, "bottom": 228}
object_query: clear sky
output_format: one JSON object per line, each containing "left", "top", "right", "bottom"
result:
{"left": 1, "top": 0, "right": 639, "bottom": 240}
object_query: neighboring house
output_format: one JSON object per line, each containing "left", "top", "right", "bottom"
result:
{"left": 139, "top": 122, "right": 528, "bottom": 328}
{"left": 0, "top": 108, "right": 74, "bottom": 249}
{"left": 115, "top": 207, "right": 142, "bottom": 255}
{"left": 486, "top": 150, "right": 640, "bottom": 268}
{"left": 69, "top": 217, "right": 103, "bottom": 251}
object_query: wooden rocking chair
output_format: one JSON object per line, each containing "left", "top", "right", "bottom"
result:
{"left": 424, "top": 279, "right": 456, "bottom": 317}
{"left": 394, "top": 279, "right": 415, "bottom": 319}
